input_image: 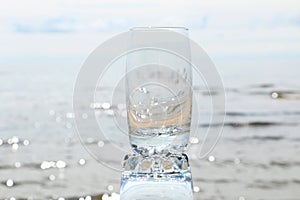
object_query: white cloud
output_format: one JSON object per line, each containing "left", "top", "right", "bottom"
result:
{"left": 1, "top": 0, "right": 300, "bottom": 33}
{"left": 0, "top": 0, "right": 299, "bottom": 58}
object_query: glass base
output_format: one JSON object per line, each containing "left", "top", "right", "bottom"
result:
{"left": 129, "top": 128, "right": 189, "bottom": 156}
{"left": 120, "top": 153, "right": 193, "bottom": 200}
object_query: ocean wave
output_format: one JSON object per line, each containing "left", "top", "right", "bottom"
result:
{"left": 200, "top": 121, "right": 297, "bottom": 128}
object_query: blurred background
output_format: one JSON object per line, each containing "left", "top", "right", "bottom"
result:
{"left": 0, "top": 0, "right": 300, "bottom": 199}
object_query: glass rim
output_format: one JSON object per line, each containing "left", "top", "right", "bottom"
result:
{"left": 130, "top": 26, "right": 189, "bottom": 31}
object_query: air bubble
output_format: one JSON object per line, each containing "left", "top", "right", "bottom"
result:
{"left": 79, "top": 159, "right": 86, "bottom": 166}
{"left": 102, "top": 103, "right": 111, "bottom": 109}
{"left": 6, "top": 179, "right": 14, "bottom": 187}
{"left": 193, "top": 186, "right": 200, "bottom": 192}
{"left": 208, "top": 155, "right": 215, "bottom": 162}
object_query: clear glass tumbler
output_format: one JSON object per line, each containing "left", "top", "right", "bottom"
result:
{"left": 126, "top": 27, "right": 192, "bottom": 155}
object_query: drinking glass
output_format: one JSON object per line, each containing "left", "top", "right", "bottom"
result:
{"left": 126, "top": 27, "right": 192, "bottom": 155}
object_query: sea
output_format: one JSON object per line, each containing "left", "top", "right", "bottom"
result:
{"left": 0, "top": 56, "right": 300, "bottom": 200}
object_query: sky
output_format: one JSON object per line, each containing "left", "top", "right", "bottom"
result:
{"left": 0, "top": 0, "right": 299, "bottom": 61}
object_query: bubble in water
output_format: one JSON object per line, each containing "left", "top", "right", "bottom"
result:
{"left": 98, "top": 140, "right": 105, "bottom": 147}
{"left": 82, "top": 113, "right": 88, "bottom": 119}
{"left": 102, "top": 194, "right": 109, "bottom": 200}
{"left": 271, "top": 92, "right": 278, "bottom": 99}
{"left": 107, "top": 185, "right": 114, "bottom": 191}
{"left": 189, "top": 137, "right": 199, "bottom": 144}
{"left": 234, "top": 158, "right": 241, "bottom": 165}
{"left": 193, "top": 186, "right": 200, "bottom": 192}
{"left": 0, "top": 139, "right": 3, "bottom": 146}
{"left": 66, "top": 112, "right": 75, "bottom": 119}
{"left": 49, "top": 174, "right": 56, "bottom": 181}
{"left": 56, "top": 160, "right": 66, "bottom": 169}
{"left": 65, "top": 123, "right": 72, "bottom": 129}
{"left": 9, "top": 136, "right": 19, "bottom": 144}
{"left": 41, "top": 161, "right": 57, "bottom": 170}
{"left": 41, "top": 161, "right": 50, "bottom": 170}
{"left": 208, "top": 155, "right": 215, "bottom": 162}
{"left": 7, "top": 139, "right": 12, "bottom": 144}
{"left": 12, "top": 144, "right": 19, "bottom": 152}
{"left": 14, "top": 162, "right": 21, "bottom": 168}
{"left": 78, "top": 159, "right": 86, "bottom": 166}
{"left": 23, "top": 140, "right": 30, "bottom": 146}
{"left": 102, "top": 102, "right": 111, "bottom": 109}
{"left": 6, "top": 179, "right": 14, "bottom": 187}
{"left": 239, "top": 196, "right": 246, "bottom": 200}
{"left": 85, "top": 196, "right": 92, "bottom": 200}
{"left": 91, "top": 102, "right": 102, "bottom": 109}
